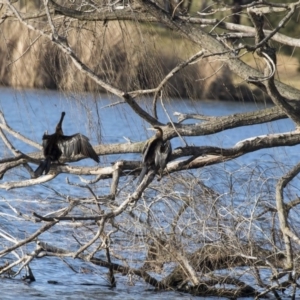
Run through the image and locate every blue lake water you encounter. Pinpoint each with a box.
[0,88,299,299]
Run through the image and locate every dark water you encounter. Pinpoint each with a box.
[0,88,298,299]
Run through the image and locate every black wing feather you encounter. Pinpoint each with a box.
[142,138,162,165]
[58,134,99,163]
[155,140,172,170]
[34,157,51,177]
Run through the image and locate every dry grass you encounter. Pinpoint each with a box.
[0,19,234,100]
[276,54,300,89]
[236,52,300,89]
[0,17,299,101]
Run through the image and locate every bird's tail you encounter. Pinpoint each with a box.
[137,165,148,185]
[34,157,51,177]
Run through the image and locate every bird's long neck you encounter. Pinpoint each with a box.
[155,128,163,140]
[56,112,65,135]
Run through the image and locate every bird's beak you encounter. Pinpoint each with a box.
[147,128,156,131]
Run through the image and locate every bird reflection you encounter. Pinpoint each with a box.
[138,126,172,184]
[34,112,99,177]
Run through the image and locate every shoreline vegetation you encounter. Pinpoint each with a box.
[0,16,277,102]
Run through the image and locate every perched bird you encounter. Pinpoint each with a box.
[34,112,99,177]
[137,126,172,184]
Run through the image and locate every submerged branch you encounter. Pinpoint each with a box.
[276,161,300,269]
[38,240,166,288]
[0,203,75,257]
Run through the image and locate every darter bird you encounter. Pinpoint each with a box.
[137,126,172,184]
[34,112,99,177]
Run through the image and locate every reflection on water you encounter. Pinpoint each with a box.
[0,88,299,299]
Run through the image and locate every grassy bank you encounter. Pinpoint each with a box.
[1,16,295,102]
